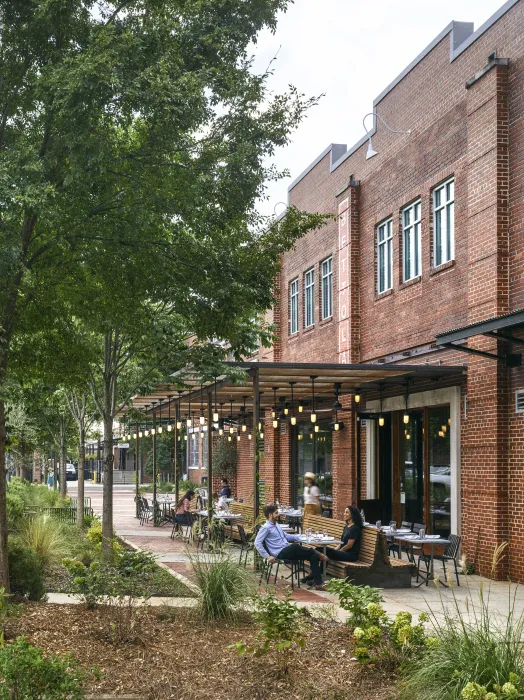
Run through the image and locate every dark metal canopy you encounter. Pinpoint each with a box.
[125,361,466,416]
[436,309,524,367]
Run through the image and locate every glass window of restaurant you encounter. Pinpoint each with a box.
[294,421,332,513]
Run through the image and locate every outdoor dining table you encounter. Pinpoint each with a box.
[394,535,450,587]
[298,535,342,576]
[278,509,303,533]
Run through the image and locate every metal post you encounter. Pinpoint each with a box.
[135,423,140,518]
[173,404,178,490]
[175,401,180,510]
[253,369,260,520]
[207,392,213,524]
[153,412,158,526]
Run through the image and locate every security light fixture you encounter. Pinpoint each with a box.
[363,112,412,161]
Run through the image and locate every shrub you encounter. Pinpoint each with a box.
[0,636,85,699]
[6,493,24,529]
[8,543,46,601]
[401,544,524,700]
[188,550,254,622]
[18,517,70,570]
[326,579,384,626]
[232,591,307,673]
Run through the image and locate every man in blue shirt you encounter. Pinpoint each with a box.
[254,504,328,590]
[220,478,231,498]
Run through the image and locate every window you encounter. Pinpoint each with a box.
[289,278,299,335]
[188,431,199,468]
[202,429,208,468]
[402,200,422,281]
[377,218,393,293]
[321,257,332,319]
[433,178,454,266]
[304,268,315,328]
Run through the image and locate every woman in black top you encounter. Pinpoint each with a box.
[326,505,363,563]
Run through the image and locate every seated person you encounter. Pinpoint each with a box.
[220,478,231,498]
[326,505,363,563]
[255,504,328,591]
[175,490,195,526]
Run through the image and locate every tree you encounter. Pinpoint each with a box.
[65,391,98,526]
[0,0,328,580]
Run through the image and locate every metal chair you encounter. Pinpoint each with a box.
[417,534,462,586]
[258,542,304,590]
[140,498,152,526]
[236,524,252,567]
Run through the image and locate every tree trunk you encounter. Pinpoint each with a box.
[0,399,9,590]
[102,396,114,556]
[59,421,67,499]
[53,451,57,490]
[77,426,85,527]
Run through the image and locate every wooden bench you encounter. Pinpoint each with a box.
[302,514,414,588]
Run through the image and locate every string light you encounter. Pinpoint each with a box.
[310,376,317,423]
[213,378,219,422]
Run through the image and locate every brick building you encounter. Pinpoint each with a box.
[232,0,524,581]
[129,0,524,582]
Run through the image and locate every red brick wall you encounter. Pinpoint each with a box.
[247,2,524,581]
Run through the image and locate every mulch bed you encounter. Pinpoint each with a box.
[6,604,399,700]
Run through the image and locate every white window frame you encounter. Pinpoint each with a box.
[402,199,422,282]
[304,268,315,328]
[289,278,299,335]
[376,218,393,294]
[321,257,333,320]
[188,430,199,469]
[433,177,455,267]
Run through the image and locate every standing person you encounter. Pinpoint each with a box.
[303,472,321,516]
[220,478,231,498]
[47,472,54,490]
[255,504,328,591]
[175,489,195,526]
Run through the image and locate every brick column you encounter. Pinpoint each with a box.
[462,59,510,577]
[337,180,360,364]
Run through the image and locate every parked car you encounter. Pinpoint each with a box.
[65,463,77,481]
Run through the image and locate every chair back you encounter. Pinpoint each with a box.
[321,510,331,518]
[237,524,249,546]
[143,498,150,509]
[445,534,461,559]
[413,522,426,535]
[401,521,412,531]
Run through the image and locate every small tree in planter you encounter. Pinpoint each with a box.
[212,439,237,482]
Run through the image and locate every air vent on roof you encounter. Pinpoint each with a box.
[516,390,524,414]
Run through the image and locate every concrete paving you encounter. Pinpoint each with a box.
[67,481,524,623]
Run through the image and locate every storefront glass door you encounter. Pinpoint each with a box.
[400,410,424,525]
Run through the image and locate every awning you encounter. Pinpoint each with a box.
[435,309,524,367]
[125,361,466,416]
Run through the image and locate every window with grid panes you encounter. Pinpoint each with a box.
[188,431,199,468]
[304,268,314,328]
[402,200,421,282]
[433,178,454,266]
[289,278,299,334]
[321,257,332,320]
[377,218,393,293]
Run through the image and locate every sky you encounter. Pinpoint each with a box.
[251,0,505,216]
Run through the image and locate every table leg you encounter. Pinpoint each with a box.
[322,545,327,577]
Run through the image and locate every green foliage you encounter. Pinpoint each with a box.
[0,587,18,647]
[212,438,238,480]
[460,676,524,700]
[232,590,306,667]
[6,493,24,529]
[188,550,254,622]
[8,543,46,601]
[326,579,384,627]
[0,637,85,699]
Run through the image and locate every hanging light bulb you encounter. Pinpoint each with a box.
[406,433,411,440]
[310,376,317,423]
[213,411,219,423]
[272,387,279,425]
[378,416,385,427]
[309,433,313,439]
[133,433,137,440]
[315,424,319,433]
[298,433,303,441]
[403,413,409,425]
[291,416,297,426]
[213,377,219,422]
[248,433,252,440]
[271,408,276,419]
[219,427,224,436]
[354,391,361,403]
[145,430,150,437]
[258,421,262,431]
[442,425,447,432]
[184,434,187,441]
[176,419,182,430]
[284,406,289,416]
[439,430,444,437]
[139,431,143,438]
[158,426,163,434]
[199,415,205,426]
[273,419,278,429]
[448,417,451,426]
[237,434,240,442]
[151,428,156,435]
[186,415,192,428]
[378,384,385,428]
[334,422,340,431]
[260,430,264,439]
[298,401,304,413]
[289,382,297,427]
[228,435,232,442]
[242,424,247,432]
